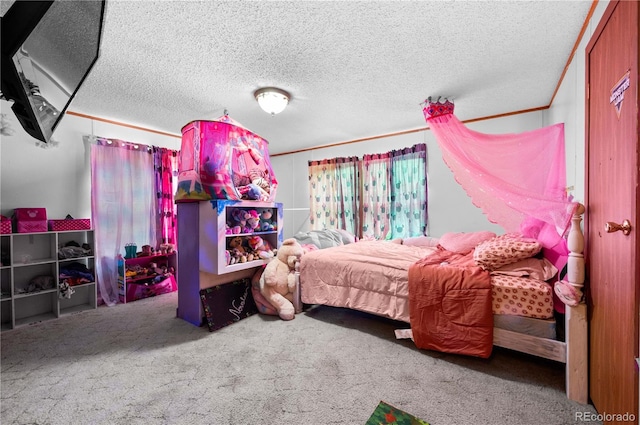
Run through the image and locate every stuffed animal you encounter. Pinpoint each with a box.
[246,210,261,232]
[259,238,304,320]
[228,236,247,263]
[238,183,267,201]
[59,281,75,299]
[248,235,275,259]
[258,208,276,231]
[230,209,252,234]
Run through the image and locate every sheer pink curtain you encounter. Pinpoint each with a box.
[91,139,157,306]
[423,102,577,249]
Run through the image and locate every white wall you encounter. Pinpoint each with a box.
[0,100,181,221]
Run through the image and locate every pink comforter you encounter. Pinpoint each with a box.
[409,249,493,358]
[299,241,436,321]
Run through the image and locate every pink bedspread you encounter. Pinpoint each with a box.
[408,249,493,358]
[299,241,437,321]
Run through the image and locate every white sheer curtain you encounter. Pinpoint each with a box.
[91,138,157,306]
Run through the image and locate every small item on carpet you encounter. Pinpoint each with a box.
[199,278,258,331]
[394,328,413,340]
[365,401,430,425]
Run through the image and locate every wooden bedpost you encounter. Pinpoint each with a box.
[565,203,588,404]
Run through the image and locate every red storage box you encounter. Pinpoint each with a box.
[48,218,91,231]
[13,208,47,233]
[0,215,11,234]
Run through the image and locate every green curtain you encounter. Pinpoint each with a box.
[389,144,428,238]
[308,144,427,240]
[360,153,391,240]
[308,157,359,235]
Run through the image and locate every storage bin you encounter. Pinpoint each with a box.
[48,218,91,231]
[125,275,177,303]
[13,208,47,233]
[0,215,11,234]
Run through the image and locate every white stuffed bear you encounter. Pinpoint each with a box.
[259,238,304,320]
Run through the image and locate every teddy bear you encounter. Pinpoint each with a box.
[259,238,304,320]
[228,236,248,263]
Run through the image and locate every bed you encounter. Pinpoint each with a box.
[297,204,587,404]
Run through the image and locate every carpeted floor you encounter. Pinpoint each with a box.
[1,291,601,425]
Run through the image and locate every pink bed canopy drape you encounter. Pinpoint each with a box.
[423,99,578,251]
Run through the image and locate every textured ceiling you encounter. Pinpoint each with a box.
[3,1,594,154]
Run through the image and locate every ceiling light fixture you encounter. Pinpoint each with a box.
[254,87,290,115]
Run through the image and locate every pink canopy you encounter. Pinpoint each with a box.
[423,101,577,249]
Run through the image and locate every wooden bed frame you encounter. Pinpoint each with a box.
[294,203,588,404]
[492,203,587,404]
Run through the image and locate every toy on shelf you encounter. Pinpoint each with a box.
[158,243,175,254]
[124,243,137,259]
[226,207,263,235]
[248,235,275,259]
[137,245,154,257]
[227,236,248,264]
[246,210,260,232]
[258,208,276,231]
[118,251,178,303]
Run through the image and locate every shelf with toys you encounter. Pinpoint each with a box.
[176,200,283,326]
[204,200,282,275]
[117,249,177,304]
[223,203,279,272]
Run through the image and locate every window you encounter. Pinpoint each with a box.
[308,144,427,239]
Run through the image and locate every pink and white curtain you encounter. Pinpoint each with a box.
[91,139,157,306]
[154,147,179,248]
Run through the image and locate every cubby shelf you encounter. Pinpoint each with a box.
[0,229,96,331]
[176,200,283,326]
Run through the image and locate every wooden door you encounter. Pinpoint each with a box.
[586,1,639,423]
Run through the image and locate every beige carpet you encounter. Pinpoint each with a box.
[1,291,601,425]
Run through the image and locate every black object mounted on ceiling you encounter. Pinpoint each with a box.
[1,0,106,143]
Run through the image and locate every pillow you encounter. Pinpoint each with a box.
[292,229,344,249]
[335,229,356,245]
[438,231,496,254]
[402,236,440,248]
[473,233,542,271]
[491,257,558,281]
